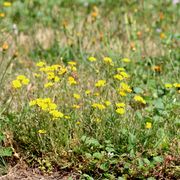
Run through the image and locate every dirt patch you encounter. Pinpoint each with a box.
[0,162,78,180]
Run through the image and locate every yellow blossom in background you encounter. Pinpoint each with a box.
[29,100,37,106]
[68,76,77,85]
[85,90,91,95]
[165,83,173,88]
[38,129,46,134]
[173,83,180,88]
[160,33,166,39]
[120,71,129,78]
[120,82,132,93]
[44,82,54,88]
[34,73,41,78]
[72,104,80,109]
[92,103,106,110]
[103,57,114,66]
[65,115,70,119]
[58,67,67,75]
[0,13,5,17]
[114,74,123,81]
[16,75,29,85]
[116,103,125,108]
[2,42,8,51]
[50,110,64,119]
[12,80,22,89]
[104,101,111,106]
[76,121,81,125]
[117,67,125,72]
[119,91,127,96]
[95,80,106,87]
[94,92,100,96]
[88,56,96,62]
[121,58,131,63]
[3,2,12,7]
[68,61,77,66]
[73,93,81,99]
[145,122,152,129]
[116,108,125,115]
[134,95,146,104]
[36,61,46,67]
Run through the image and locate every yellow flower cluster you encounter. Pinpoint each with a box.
[88,56,96,62]
[114,68,130,81]
[119,82,132,96]
[103,57,114,66]
[134,95,146,104]
[12,75,29,89]
[165,83,180,89]
[95,80,106,87]
[29,98,64,119]
[115,102,125,115]
[92,103,106,110]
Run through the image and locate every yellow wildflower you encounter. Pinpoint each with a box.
[104,101,111,106]
[165,83,172,88]
[49,110,64,119]
[29,100,37,106]
[58,67,67,75]
[95,80,106,87]
[145,122,152,129]
[68,76,77,85]
[36,61,46,67]
[116,103,125,108]
[3,2,12,7]
[114,74,123,81]
[68,61,77,66]
[120,82,132,93]
[134,95,146,104]
[117,67,125,72]
[73,93,81,99]
[88,56,96,62]
[38,129,46,134]
[2,42,8,51]
[173,83,180,88]
[121,58,131,63]
[103,57,114,66]
[160,33,166,39]
[92,103,106,110]
[119,91,127,96]
[65,115,70,119]
[85,90,91,95]
[120,71,129,78]
[72,104,80,109]
[116,108,125,115]
[0,13,5,17]
[12,80,22,89]
[44,82,54,88]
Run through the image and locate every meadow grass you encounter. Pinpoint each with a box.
[0,0,180,179]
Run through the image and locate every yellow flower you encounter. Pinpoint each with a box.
[173,83,180,88]
[145,122,152,129]
[29,100,37,106]
[49,110,64,119]
[38,129,46,134]
[114,74,123,81]
[134,95,146,104]
[121,58,131,63]
[16,75,29,85]
[104,101,111,106]
[95,80,106,87]
[120,82,132,93]
[116,103,125,108]
[88,56,96,62]
[165,83,172,88]
[85,90,91,95]
[58,67,67,75]
[119,91,127,96]
[92,103,106,110]
[0,13,5,17]
[76,121,81,125]
[120,71,129,78]
[94,92,100,96]
[54,76,60,82]
[68,76,77,85]
[116,108,125,115]
[3,2,12,7]
[2,42,8,51]
[12,80,22,89]
[68,61,77,66]
[73,93,81,99]
[72,104,80,109]
[44,82,54,88]
[36,61,46,67]
[117,67,125,72]
[103,57,114,66]
[160,33,166,39]
[65,115,71,119]
[34,73,41,78]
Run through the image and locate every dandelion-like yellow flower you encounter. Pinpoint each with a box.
[3,2,12,7]
[116,103,125,108]
[103,57,114,66]
[36,61,46,67]
[12,80,22,89]
[0,13,5,17]
[72,104,80,109]
[173,83,180,88]
[88,56,96,62]
[165,83,173,88]
[95,80,106,87]
[44,82,54,88]
[85,90,91,95]
[116,108,125,115]
[92,103,106,110]
[134,95,146,104]
[49,110,64,119]
[68,76,77,85]
[114,74,123,81]
[68,61,77,66]
[121,58,131,63]
[38,129,46,134]
[73,93,81,99]
[104,101,111,106]
[145,122,152,129]
[120,82,132,93]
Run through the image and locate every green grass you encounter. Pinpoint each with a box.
[0,0,180,179]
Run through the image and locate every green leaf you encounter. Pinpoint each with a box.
[99,162,109,171]
[93,152,103,160]
[153,99,164,109]
[153,156,163,163]
[134,87,143,94]
[0,147,12,157]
